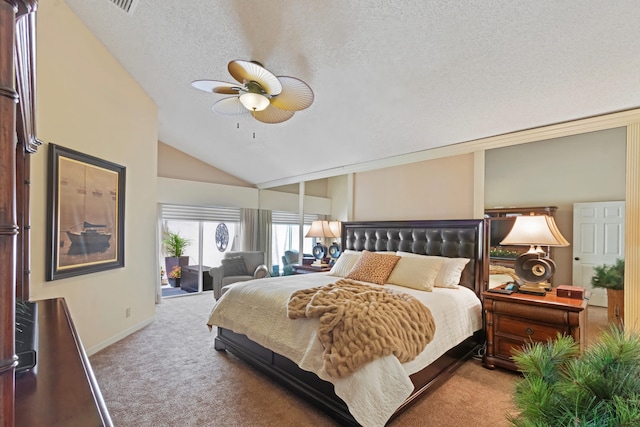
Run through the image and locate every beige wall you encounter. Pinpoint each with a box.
[485,127,627,285]
[353,153,476,220]
[32,0,158,354]
[328,175,349,221]
[158,142,253,187]
[157,177,259,208]
[270,178,329,197]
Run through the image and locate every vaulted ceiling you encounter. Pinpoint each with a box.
[64,0,640,187]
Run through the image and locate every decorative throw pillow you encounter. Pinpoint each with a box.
[328,250,362,277]
[221,256,249,277]
[345,250,400,285]
[435,257,470,288]
[386,255,444,291]
[396,252,470,288]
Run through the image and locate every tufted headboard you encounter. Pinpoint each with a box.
[341,219,486,297]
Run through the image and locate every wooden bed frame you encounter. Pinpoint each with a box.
[214,219,487,426]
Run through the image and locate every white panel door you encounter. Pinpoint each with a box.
[572,201,625,307]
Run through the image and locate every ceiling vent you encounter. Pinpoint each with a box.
[108,0,139,15]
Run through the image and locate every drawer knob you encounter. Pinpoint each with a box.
[525,327,534,336]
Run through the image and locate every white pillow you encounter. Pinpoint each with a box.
[328,250,362,277]
[436,257,470,288]
[386,255,444,291]
[396,251,470,289]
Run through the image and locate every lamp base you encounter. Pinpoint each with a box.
[518,282,550,296]
[311,259,329,267]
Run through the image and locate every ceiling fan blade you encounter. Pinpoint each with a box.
[191,79,241,94]
[251,105,295,124]
[213,87,241,95]
[270,76,314,112]
[212,97,249,115]
[228,60,282,96]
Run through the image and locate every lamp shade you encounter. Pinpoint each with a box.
[500,215,569,247]
[329,221,342,239]
[305,220,338,238]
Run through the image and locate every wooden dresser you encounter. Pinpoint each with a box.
[482,288,588,372]
[15,298,113,426]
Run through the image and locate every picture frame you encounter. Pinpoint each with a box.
[46,144,126,280]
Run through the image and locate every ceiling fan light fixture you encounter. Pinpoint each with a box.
[239,92,270,111]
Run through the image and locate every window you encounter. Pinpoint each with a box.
[160,204,240,294]
[271,211,320,270]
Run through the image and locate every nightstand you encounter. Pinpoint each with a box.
[291,264,331,274]
[482,287,588,372]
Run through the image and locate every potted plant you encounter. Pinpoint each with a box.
[162,230,191,278]
[167,265,182,287]
[509,326,640,426]
[591,258,624,324]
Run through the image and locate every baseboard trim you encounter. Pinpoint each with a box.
[86,317,154,356]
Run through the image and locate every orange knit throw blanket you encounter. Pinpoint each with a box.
[287,279,436,378]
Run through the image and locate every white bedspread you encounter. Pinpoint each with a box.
[207,273,482,427]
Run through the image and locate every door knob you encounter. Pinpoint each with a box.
[574,257,580,261]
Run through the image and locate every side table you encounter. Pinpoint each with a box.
[291,264,331,274]
[180,265,212,292]
[482,287,588,372]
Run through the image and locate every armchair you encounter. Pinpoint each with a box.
[209,251,270,299]
[281,250,299,276]
[281,250,315,275]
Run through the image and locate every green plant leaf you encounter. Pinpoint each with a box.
[509,325,640,427]
[591,258,624,290]
[162,230,191,257]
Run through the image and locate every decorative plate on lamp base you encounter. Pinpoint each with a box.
[312,243,328,266]
[514,252,555,296]
[328,242,341,266]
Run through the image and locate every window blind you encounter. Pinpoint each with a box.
[160,204,241,222]
[271,210,319,225]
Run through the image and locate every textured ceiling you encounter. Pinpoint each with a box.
[63,0,640,187]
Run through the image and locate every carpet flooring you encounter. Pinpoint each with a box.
[90,291,608,427]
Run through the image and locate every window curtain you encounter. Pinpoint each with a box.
[259,209,272,268]
[240,208,273,268]
[156,206,163,304]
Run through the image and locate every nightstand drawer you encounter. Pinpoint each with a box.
[492,300,570,325]
[494,335,528,360]
[495,315,565,342]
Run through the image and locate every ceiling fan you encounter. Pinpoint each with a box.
[191,60,314,124]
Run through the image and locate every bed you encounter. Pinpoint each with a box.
[207,219,487,426]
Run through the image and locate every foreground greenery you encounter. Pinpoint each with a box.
[591,259,625,290]
[509,326,640,427]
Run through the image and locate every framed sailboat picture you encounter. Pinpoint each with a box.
[46,144,126,280]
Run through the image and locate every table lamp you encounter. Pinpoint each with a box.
[500,214,570,295]
[305,220,339,266]
[328,221,342,264]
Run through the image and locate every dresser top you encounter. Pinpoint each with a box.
[483,287,589,311]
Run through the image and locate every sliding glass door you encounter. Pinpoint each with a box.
[159,204,240,297]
